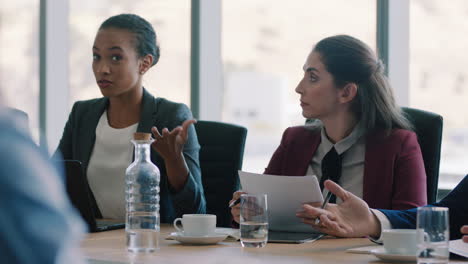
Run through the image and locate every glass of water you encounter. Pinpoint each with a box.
[240,193,268,248]
[417,207,449,264]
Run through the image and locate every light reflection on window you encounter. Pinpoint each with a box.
[222,0,376,172]
[410,0,468,188]
[0,0,39,142]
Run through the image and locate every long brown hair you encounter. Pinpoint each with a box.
[313,35,412,132]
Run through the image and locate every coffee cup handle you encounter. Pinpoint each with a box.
[173,218,183,233]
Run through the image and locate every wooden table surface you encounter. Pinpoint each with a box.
[81,224,467,264]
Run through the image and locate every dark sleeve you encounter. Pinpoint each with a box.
[264,128,290,175]
[379,208,418,230]
[165,104,206,216]
[52,102,79,160]
[391,131,427,209]
[380,175,468,240]
[434,175,468,240]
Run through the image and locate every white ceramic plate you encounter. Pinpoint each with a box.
[170,232,228,245]
[371,248,416,262]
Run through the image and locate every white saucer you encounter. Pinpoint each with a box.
[170,232,228,245]
[371,248,416,262]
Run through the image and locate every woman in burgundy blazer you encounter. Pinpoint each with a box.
[231,35,426,224]
[264,126,426,210]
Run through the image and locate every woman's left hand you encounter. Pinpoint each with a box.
[151,119,196,161]
[150,119,196,191]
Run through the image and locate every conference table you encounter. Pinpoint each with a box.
[81,224,466,264]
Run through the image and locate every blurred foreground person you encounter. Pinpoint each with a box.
[0,106,86,263]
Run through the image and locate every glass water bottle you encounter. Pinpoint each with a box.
[125,132,160,252]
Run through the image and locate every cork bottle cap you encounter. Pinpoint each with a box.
[133,132,152,140]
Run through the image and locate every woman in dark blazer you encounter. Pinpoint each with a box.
[231,35,426,225]
[55,14,205,223]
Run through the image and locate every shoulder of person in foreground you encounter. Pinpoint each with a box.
[436,174,468,209]
[434,174,468,239]
[379,174,468,240]
[0,112,87,264]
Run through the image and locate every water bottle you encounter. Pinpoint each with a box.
[125,132,160,252]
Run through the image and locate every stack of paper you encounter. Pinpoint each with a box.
[239,171,323,233]
[450,239,468,258]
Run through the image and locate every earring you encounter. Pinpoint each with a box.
[140,71,145,74]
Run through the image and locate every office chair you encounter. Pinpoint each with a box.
[194,120,247,227]
[402,107,443,204]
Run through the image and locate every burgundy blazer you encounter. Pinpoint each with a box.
[264,126,427,210]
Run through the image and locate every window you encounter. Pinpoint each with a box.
[69,0,191,106]
[222,0,376,172]
[0,0,39,142]
[410,0,468,189]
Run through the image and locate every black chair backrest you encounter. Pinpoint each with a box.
[195,120,247,227]
[402,107,443,204]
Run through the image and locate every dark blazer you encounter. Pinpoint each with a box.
[55,88,206,223]
[380,175,468,240]
[264,126,427,210]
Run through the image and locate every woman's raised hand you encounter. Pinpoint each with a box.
[151,119,196,160]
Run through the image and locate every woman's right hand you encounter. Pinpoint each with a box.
[230,191,246,224]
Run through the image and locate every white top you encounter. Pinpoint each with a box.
[87,112,138,220]
[306,123,366,203]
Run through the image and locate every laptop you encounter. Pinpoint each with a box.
[63,160,125,232]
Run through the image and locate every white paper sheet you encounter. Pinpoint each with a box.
[449,239,468,258]
[239,171,324,233]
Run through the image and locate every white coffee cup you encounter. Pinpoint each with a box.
[382,229,418,255]
[173,214,216,237]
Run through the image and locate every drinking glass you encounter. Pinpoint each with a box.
[417,207,449,264]
[240,194,268,248]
